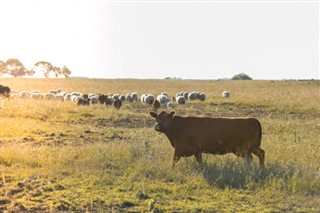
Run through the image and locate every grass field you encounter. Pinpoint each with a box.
[0,78,319,212]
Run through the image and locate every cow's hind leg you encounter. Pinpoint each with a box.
[252,147,265,168]
[244,153,253,165]
[194,153,203,164]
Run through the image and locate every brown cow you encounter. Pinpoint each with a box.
[150,111,265,168]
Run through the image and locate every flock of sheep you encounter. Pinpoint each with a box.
[2,85,231,110]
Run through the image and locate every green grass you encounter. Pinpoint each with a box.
[0,78,319,212]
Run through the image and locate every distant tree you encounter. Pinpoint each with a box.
[33,61,71,78]
[231,73,252,80]
[53,66,61,78]
[33,61,54,78]
[61,65,71,78]
[5,58,32,77]
[0,60,6,75]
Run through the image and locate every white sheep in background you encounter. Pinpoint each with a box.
[19,91,29,98]
[49,89,62,95]
[56,94,65,101]
[44,93,56,100]
[140,94,147,103]
[119,94,126,102]
[161,92,169,97]
[144,94,155,105]
[183,92,189,99]
[131,92,138,102]
[197,92,206,101]
[30,93,42,99]
[157,93,170,105]
[89,95,99,104]
[125,93,133,102]
[188,91,198,101]
[112,94,120,100]
[176,96,186,105]
[64,94,72,101]
[167,101,174,109]
[71,92,82,97]
[222,91,230,98]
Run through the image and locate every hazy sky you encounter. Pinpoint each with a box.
[0,0,318,79]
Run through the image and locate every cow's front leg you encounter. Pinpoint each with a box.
[194,153,203,164]
[172,150,181,168]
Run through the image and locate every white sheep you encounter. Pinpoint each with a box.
[222,91,230,98]
[44,93,56,100]
[64,94,72,101]
[19,91,29,98]
[167,101,174,109]
[125,93,133,102]
[188,92,198,101]
[89,96,99,104]
[144,94,155,105]
[197,92,206,101]
[176,96,186,105]
[131,92,138,102]
[157,94,169,105]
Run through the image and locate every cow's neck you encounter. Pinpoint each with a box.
[162,118,180,147]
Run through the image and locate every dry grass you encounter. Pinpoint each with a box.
[0,78,319,212]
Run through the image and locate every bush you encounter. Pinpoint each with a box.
[231,73,252,80]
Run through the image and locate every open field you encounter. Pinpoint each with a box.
[0,78,319,212]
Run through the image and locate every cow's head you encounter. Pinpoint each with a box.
[150,111,175,132]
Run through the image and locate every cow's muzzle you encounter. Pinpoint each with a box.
[154,125,161,132]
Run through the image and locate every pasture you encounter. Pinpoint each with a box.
[0,78,319,212]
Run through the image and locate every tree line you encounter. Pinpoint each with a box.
[0,58,71,78]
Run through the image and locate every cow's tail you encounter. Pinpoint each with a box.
[256,119,262,146]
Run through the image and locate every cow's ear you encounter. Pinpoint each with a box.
[150,111,157,118]
[169,111,175,118]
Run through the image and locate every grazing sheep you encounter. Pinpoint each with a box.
[105,96,113,106]
[55,94,65,101]
[49,89,62,95]
[119,94,126,102]
[176,96,186,105]
[112,94,120,100]
[125,93,133,102]
[183,92,189,99]
[188,92,198,101]
[89,96,99,104]
[77,97,89,106]
[44,93,56,100]
[113,99,122,109]
[197,92,206,101]
[140,94,147,103]
[157,94,169,105]
[64,94,72,101]
[145,94,155,105]
[19,91,29,98]
[167,101,174,109]
[30,93,42,99]
[131,92,138,102]
[161,92,169,97]
[30,90,41,94]
[222,91,230,98]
